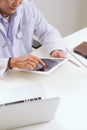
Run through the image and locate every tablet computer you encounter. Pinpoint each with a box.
[22,58,66,75]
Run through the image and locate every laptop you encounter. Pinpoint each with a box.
[0,84,60,130]
[21,58,67,75]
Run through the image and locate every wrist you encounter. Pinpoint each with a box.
[8,57,16,69]
[8,57,12,69]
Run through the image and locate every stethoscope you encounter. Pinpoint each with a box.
[16,31,22,38]
[0,20,23,47]
[16,20,23,39]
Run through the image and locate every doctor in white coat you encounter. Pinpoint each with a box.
[0,0,65,78]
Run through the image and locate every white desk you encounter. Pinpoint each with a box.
[0,28,87,130]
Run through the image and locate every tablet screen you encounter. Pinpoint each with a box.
[35,58,65,72]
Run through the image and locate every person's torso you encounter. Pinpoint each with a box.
[0,0,34,58]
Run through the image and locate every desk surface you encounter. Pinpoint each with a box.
[0,28,87,130]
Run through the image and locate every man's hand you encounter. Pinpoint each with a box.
[50,50,66,58]
[9,54,45,70]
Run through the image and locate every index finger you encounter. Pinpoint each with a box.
[38,58,46,67]
[29,55,46,68]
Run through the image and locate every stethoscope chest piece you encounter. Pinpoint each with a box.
[16,31,22,38]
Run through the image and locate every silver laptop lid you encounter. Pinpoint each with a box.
[0,97,60,130]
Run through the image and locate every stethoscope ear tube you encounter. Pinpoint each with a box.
[16,21,23,39]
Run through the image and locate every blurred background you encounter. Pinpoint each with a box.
[32,0,87,37]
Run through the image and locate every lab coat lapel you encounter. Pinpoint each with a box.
[13,6,23,35]
[0,22,7,36]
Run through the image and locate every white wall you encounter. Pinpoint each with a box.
[33,0,87,37]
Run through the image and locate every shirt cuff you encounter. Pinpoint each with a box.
[0,59,9,78]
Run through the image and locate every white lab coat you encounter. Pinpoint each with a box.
[0,0,65,78]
